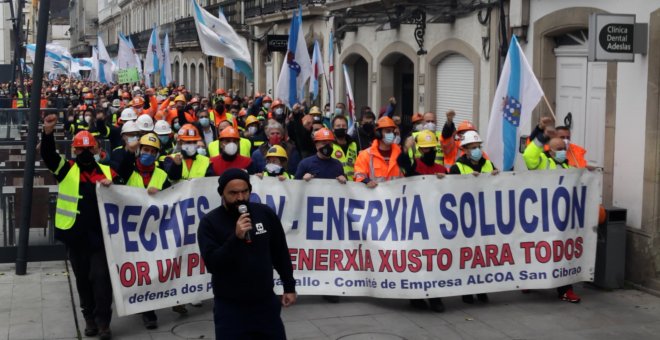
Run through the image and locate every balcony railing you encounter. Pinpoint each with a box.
[245,0,326,18]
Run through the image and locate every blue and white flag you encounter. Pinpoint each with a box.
[310,39,324,101]
[161,33,172,86]
[191,0,253,80]
[276,7,312,107]
[144,25,163,87]
[484,35,544,171]
[118,33,140,70]
[96,35,114,84]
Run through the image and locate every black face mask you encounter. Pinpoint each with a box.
[421,149,437,166]
[319,144,333,157]
[334,128,347,139]
[215,105,225,114]
[76,149,95,167]
[362,122,374,133]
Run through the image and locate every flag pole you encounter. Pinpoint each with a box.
[542,95,557,121]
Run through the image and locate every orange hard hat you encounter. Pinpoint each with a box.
[313,128,335,142]
[456,120,476,133]
[216,88,227,96]
[272,99,283,108]
[83,93,94,100]
[219,126,240,140]
[121,92,131,99]
[189,97,199,104]
[72,130,97,148]
[238,108,247,117]
[598,205,607,225]
[224,96,232,105]
[177,124,201,141]
[411,113,424,124]
[131,96,145,107]
[262,95,272,103]
[376,116,397,130]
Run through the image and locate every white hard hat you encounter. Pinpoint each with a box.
[460,130,483,146]
[121,120,140,134]
[153,120,172,135]
[120,107,138,121]
[136,114,154,132]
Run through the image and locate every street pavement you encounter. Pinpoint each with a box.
[1,261,660,340]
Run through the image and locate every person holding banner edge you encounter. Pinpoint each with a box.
[41,114,119,340]
[198,168,296,339]
[523,116,581,303]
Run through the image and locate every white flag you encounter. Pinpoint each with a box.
[191,0,253,80]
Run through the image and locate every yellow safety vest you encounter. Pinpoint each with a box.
[126,167,168,189]
[455,160,495,174]
[174,154,210,179]
[263,171,292,179]
[209,110,235,125]
[408,131,444,166]
[332,142,358,181]
[208,138,252,158]
[55,162,112,230]
[16,91,26,108]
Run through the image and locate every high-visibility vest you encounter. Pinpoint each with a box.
[523,141,571,170]
[55,162,112,230]
[455,160,495,174]
[172,154,210,179]
[16,91,26,108]
[208,138,252,158]
[408,131,444,166]
[126,167,168,189]
[263,171,292,179]
[332,142,358,181]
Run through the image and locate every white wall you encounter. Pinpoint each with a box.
[527,0,657,229]
[0,4,10,64]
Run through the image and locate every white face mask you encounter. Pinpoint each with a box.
[423,122,436,131]
[265,163,282,174]
[223,142,238,156]
[248,126,258,135]
[197,147,207,156]
[181,144,197,156]
[84,116,92,124]
[126,136,138,143]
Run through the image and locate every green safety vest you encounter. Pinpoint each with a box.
[173,154,210,179]
[126,167,168,189]
[263,171,292,179]
[208,138,252,158]
[16,91,27,108]
[408,131,444,166]
[455,160,495,174]
[55,162,112,230]
[332,142,358,181]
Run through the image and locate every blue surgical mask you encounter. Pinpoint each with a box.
[554,150,567,163]
[173,122,181,131]
[334,108,343,115]
[470,147,483,161]
[197,147,207,156]
[158,136,170,145]
[382,132,395,145]
[199,117,210,127]
[139,153,156,166]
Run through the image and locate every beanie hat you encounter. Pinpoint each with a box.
[217,168,251,195]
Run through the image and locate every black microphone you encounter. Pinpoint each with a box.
[238,204,252,244]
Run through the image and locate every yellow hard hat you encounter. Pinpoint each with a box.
[139,132,161,149]
[245,115,259,126]
[416,130,438,148]
[266,145,288,159]
[309,106,321,115]
[174,94,186,103]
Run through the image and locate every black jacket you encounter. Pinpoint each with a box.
[197,203,296,301]
[198,202,295,301]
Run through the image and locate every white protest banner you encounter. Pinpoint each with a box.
[98,169,601,316]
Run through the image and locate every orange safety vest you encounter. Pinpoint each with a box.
[354,139,403,183]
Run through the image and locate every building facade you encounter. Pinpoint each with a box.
[69,0,98,56]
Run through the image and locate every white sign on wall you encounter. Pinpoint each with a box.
[588,14,636,62]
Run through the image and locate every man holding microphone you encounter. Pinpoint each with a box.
[198,168,297,339]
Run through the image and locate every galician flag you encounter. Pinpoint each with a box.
[342,64,356,134]
[144,25,163,87]
[484,35,544,171]
[310,39,324,101]
[161,33,172,86]
[276,6,312,108]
